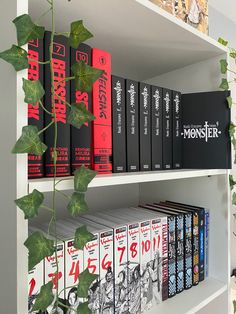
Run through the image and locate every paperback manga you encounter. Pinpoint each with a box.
[162,88,173,169]
[44,31,71,177]
[172,91,182,169]
[70,43,92,173]
[139,83,151,171]
[151,86,163,170]
[205,209,209,278]
[92,48,112,174]
[112,76,127,173]
[28,228,44,313]
[126,80,139,172]
[28,39,44,179]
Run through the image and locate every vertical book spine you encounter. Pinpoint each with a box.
[28,39,44,178]
[205,210,209,278]
[70,43,92,173]
[92,48,112,174]
[44,32,71,177]
[184,213,193,289]
[112,76,126,173]
[172,91,182,169]
[168,216,176,297]
[151,86,163,170]
[199,209,205,282]
[192,212,200,285]
[162,89,173,169]
[126,80,139,172]
[176,215,184,293]
[139,83,151,171]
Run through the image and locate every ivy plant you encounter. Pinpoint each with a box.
[0,0,102,313]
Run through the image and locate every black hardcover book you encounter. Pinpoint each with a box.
[70,43,92,174]
[139,83,151,171]
[163,88,173,169]
[28,39,44,179]
[112,76,126,173]
[182,91,231,169]
[126,79,139,172]
[172,91,182,169]
[44,31,71,177]
[151,86,163,170]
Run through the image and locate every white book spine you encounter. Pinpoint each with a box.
[28,261,44,312]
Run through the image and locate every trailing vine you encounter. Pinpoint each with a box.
[0,1,103,313]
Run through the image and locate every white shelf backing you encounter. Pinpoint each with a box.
[29,0,226,81]
[147,278,227,314]
[28,169,227,193]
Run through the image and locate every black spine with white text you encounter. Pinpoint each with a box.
[172,90,182,169]
[162,88,173,169]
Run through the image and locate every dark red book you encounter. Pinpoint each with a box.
[92,48,112,174]
[70,43,92,174]
[28,39,44,178]
[44,31,71,177]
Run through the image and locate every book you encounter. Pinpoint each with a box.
[181,91,231,169]
[28,39,44,179]
[205,209,209,278]
[112,76,127,173]
[139,83,151,171]
[151,86,163,170]
[44,31,71,177]
[92,48,112,174]
[126,79,139,172]
[162,88,173,169]
[70,43,92,173]
[172,90,182,169]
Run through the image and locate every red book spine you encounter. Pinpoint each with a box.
[92,48,112,174]
[28,39,44,178]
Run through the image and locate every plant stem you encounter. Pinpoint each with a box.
[55,178,69,186]
[55,32,70,36]
[41,205,54,212]
[58,301,77,312]
[39,100,53,116]
[54,91,71,108]
[54,76,75,88]
[28,58,50,65]
[55,188,71,200]
[58,284,77,297]
[35,7,52,25]
[38,120,54,135]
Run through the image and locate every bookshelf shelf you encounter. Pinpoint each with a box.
[0,0,231,313]
[28,169,228,193]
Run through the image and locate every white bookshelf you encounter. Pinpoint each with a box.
[0,0,231,313]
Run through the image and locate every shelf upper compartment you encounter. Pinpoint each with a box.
[28,169,227,193]
[29,0,227,81]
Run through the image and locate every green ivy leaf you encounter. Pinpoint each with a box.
[233,192,236,206]
[12,125,47,156]
[74,166,96,193]
[74,225,94,250]
[219,78,229,90]
[24,231,54,271]
[23,78,45,106]
[32,282,54,312]
[230,52,236,59]
[230,175,236,191]
[68,103,95,129]
[220,59,228,74]
[218,37,228,46]
[13,14,45,46]
[69,20,93,49]
[67,192,89,216]
[0,45,28,71]
[229,123,236,138]
[227,96,233,108]
[77,269,99,298]
[77,302,92,314]
[71,61,104,92]
[15,189,44,219]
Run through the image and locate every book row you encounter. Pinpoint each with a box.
[28,32,231,179]
[28,201,209,314]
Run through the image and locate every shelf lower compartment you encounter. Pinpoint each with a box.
[28,169,227,193]
[147,278,227,314]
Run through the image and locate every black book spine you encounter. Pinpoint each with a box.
[184,213,193,289]
[172,91,182,169]
[28,39,44,178]
[168,216,176,297]
[151,86,163,170]
[176,214,184,293]
[70,43,92,174]
[198,209,205,282]
[163,89,173,169]
[44,31,71,177]
[112,76,127,173]
[126,80,139,172]
[139,83,151,171]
